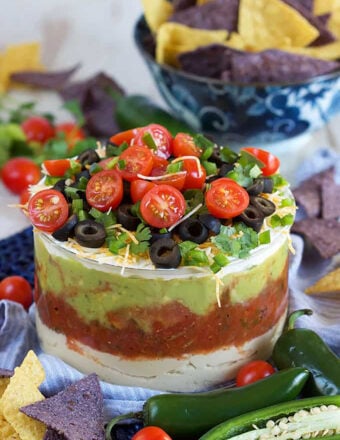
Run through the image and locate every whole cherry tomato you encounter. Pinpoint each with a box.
[1,157,41,194]
[205,178,249,219]
[55,122,85,148]
[130,179,156,204]
[110,128,139,146]
[133,124,173,159]
[118,145,154,182]
[21,116,55,143]
[0,276,33,310]
[28,189,69,232]
[172,132,201,158]
[241,147,280,176]
[140,184,186,229]
[181,158,206,190]
[86,169,123,212]
[236,360,275,387]
[132,426,172,440]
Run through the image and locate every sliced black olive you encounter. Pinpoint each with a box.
[52,214,78,242]
[218,163,234,177]
[74,219,106,248]
[177,218,209,244]
[74,169,91,183]
[122,180,132,204]
[117,204,140,230]
[238,206,264,232]
[150,228,172,244]
[77,148,100,167]
[263,177,274,193]
[53,179,66,196]
[149,238,181,269]
[198,213,221,234]
[246,178,264,196]
[250,196,276,217]
[209,149,224,166]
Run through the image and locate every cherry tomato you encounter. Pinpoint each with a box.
[205,178,249,219]
[130,179,156,204]
[236,360,275,387]
[0,276,33,310]
[28,189,69,232]
[150,156,169,177]
[110,128,139,146]
[86,169,123,212]
[132,426,172,440]
[172,132,201,158]
[181,158,206,190]
[154,172,186,191]
[134,124,173,159]
[43,159,71,177]
[1,157,41,194]
[241,147,280,176]
[20,187,31,206]
[140,184,186,229]
[55,122,85,148]
[118,145,154,182]
[21,116,55,143]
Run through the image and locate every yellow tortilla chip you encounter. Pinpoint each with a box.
[156,22,228,66]
[314,0,340,15]
[238,0,320,50]
[0,378,10,399]
[225,32,248,51]
[305,268,340,295]
[0,42,44,93]
[328,7,340,40]
[1,351,46,440]
[197,0,214,4]
[142,0,174,33]
[0,414,20,439]
[283,40,340,60]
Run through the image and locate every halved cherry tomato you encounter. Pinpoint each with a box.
[140,184,186,228]
[1,157,41,194]
[118,145,154,182]
[130,179,156,204]
[205,177,249,219]
[43,159,71,177]
[21,116,55,144]
[110,128,139,146]
[236,360,275,387]
[181,158,206,190]
[86,169,123,212]
[150,156,169,177]
[98,157,117,170]
[153,172,186,191]
[241,147,280,176]
[132,426,172,440]
[0,275,33,310]
[172,132,201,158]
[133,123,173,159]
[28,189,69,232]
[55,122,85,148]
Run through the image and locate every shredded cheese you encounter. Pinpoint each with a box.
[171,155,203,178]
[137,171,187,181]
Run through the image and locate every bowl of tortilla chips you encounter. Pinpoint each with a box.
[134,0,340,147]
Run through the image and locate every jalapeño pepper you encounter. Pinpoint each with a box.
[272,309,340,396]
[105,367,309,440]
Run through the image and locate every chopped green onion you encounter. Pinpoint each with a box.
[202,160,217,176]
[77,176,89,190]
[117,159,126,170]
[259,229,271,245]
[280,198,294,207]
[64,186,80,200]
[213,253,229,267]
[142,132,157,150]
[89,162,103,174]
[78,209,90,221]
[44,176,61,186]
[210,262,221,273]
[281,213,294,226]
[167,161,183,174]
[72,198,83,214]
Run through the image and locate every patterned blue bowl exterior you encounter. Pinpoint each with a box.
[134,17,340,147]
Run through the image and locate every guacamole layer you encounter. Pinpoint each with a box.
[34,232,289,359]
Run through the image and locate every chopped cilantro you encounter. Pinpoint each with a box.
[219,146,238,163]
[106,141,129,156]
[107,232,129,254]
[130,223,151,255]
[211,223,259,259]
[179,241,209,266]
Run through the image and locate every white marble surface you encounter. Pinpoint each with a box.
[1,0,340,241]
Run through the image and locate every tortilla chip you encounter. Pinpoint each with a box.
[0,42,44,92]
[0,378,10,399]
[169,0,240,32]
[314,0,340,15]
[173,0,197,11]
[229,49,340,83]
[328,7,340,39]
[156,22,228,66]
[305,267,340,295]
[285,40,340,60]
[1,351,46,440]
[225,32,248,50]
[321,173,340,220]
[142,0,174,33]
[238,0,320,50]
[0,414,20,439]
[21,374,104,440]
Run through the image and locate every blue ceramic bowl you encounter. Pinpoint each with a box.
[134,16,340,147]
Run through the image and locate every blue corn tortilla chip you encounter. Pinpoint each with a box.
[20,373,105,440]
[282,0,336,46]
[178,44,238,79]
[173,0,196,12]
[0,368,13,378]
[44,429,67,440]
[169,0,240,32]
[230,49,340,83]
[10,65,80,90]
